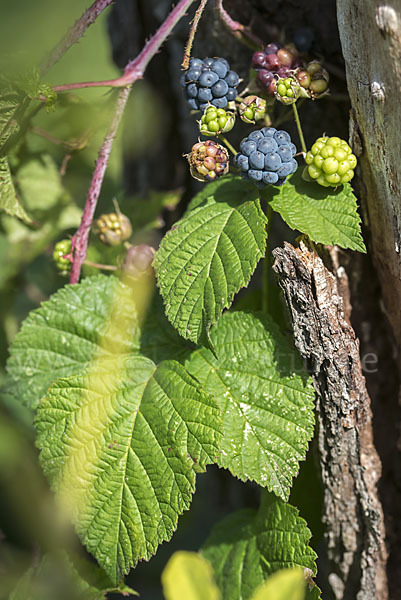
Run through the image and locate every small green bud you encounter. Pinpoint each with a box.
[238,95,267,124]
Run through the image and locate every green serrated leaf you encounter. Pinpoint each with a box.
[186,311,315,500]
[162,551,221,600]
[202,493,319,600]
[154,176,268,344]
[6,275,192,410]
[263,170,366,252]
[0,86,22,150]
[251,568,306,600]
[0,156,31,222]
[35,357,222,583]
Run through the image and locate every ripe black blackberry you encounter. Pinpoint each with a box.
[180,57,239,111]
[234,127,298,188]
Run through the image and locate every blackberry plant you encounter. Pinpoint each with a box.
[1,1,379,600]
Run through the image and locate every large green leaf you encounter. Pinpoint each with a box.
[263,170,366,252]
[154,176,268,344]
[186,311,315,500]
[0,156,31,222]
[35,357,222,583]
[162,551,220,600]
[202,493,319,600]
[6,275,191,409]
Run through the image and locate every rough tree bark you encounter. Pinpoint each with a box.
[337,1,401,347]
[336,2,401,597]
[273,243,388,600]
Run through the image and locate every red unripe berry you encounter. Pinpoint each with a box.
[265,54,280,69]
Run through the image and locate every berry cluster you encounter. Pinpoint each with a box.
[252,43,301,95]
[186,140,229,182]
[305,136,357,187]
[53,239,72,276]
[181,57,239,111]
[234,127,298,188]
[199,106,235,136]
[93,212,132,246]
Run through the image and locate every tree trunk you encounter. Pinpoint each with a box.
[337,2,401,598]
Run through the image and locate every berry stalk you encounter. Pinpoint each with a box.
[218,134,237,155]
[292,103,307,154]
[182,0,209,70]
[263,203,273,314]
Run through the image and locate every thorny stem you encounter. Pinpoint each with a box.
[215,0,263,50]
[69,0,197,284]
[218,134,237,155]
[292,102,307,154]
[182,0,209,70]
[40,0,114,76]
[262,203,273,314]
[69,87,130,284]
[51,0,196,96]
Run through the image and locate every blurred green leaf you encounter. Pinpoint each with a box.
[16,153,65,213]
[162,552,220,600]
[251,568,306,600]
[0,157,31,222]
[9,551,138,600]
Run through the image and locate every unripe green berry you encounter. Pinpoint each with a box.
[199,105,235,136]
[322,157,339,174]
[274,76,300,105]
[320,145,334,158]
[305,136,357,187]
[313,155,324,169]
[53,239,72,276]
[238,95,267,124]
[310,79,328,94]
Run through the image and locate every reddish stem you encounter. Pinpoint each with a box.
[69,87,130,284]
[69,0,196,284]
[40,0,114,75]
[215,0,263,49]
[51,0,196,93]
